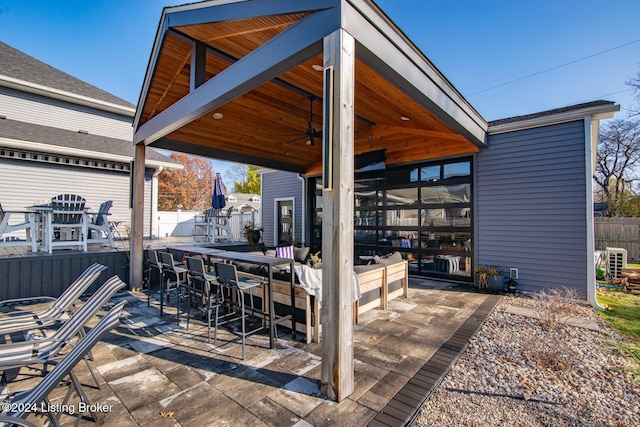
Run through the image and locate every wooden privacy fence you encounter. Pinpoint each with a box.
[595,217,640,261]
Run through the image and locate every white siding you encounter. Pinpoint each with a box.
[0,158,154,238]
[477,120,588,295]
[0,87,133,140]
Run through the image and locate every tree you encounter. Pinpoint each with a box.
[595,119,640,216]
[231,165,261,194]
[158,153,217,211]
[627,71,640,116]
[594,68,640,217]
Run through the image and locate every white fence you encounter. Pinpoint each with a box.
[156,210,259,242]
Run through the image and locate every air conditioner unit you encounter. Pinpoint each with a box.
[606,247,627,279]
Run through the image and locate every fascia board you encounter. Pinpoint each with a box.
[134,10,169,129]
[0,75,135,117]
[0,136,182,170]
[166,0,339,28]
[135,7,338,145]
[488,104,621,135]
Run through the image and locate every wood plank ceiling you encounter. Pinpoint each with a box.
[138,12,479,175]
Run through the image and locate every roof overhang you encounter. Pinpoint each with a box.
[134,0,487,175]
[488,101,620,135]
[0,136,181,170]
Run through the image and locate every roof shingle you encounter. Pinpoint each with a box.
[0,41,135,109]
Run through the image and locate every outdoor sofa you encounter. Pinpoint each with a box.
[227,247,408,343]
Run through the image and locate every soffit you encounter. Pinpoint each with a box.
[137,9,480,174]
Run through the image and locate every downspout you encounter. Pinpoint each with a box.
[297,173,307,244]
[151,166,163,239]
[584,116,605,310]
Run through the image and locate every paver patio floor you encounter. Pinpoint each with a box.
[3,278,498,426]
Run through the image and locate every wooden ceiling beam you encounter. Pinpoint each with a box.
[135,8,339,145]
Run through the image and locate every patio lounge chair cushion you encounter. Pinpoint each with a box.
[0,263,107,335]
[3,301,126,425]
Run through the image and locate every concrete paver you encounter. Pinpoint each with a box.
[4,277,499,426]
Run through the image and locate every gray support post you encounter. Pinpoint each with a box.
[320,29,355,402]
[130,143,146,290]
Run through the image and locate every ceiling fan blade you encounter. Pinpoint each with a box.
[285,135,307,144]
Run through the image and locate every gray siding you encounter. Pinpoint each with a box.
[261,171,303,247]
[0,87,133,140]
[477,120,588,294]
[0,159,154,238]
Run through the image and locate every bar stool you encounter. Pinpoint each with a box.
[185,256,219,331]
[158,251,188,321]
[213,262,265,359]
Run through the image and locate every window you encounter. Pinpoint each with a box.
[309,157,473,281]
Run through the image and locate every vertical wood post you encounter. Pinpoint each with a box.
[130,143,146,290]
[320,29,355,402]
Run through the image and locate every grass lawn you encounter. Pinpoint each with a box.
[596,288,640,342]
[596,288,640,369]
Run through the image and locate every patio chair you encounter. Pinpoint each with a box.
[185,256,219,331]
[47,194,87,253]
[210,206,233,242]
[1,300,126,427]
[0,203,38,253]
[213,262,265,359]
[0,263,107,335]
[158,252,188,320]
[0,276,126,387]
[87,200,116,248]
[192,209,213,241]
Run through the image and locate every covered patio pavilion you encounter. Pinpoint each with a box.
[131,0,487,401]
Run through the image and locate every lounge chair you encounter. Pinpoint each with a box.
[1,300,126,426]
[0,263,107,335]
[0,276,126,386]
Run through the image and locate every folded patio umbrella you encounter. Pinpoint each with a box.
[211,173,226,211]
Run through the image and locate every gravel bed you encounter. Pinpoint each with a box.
[414,295,640,426]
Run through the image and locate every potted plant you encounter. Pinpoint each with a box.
[309,251,322,268]
[243,221,262,246]
[476,265,505,291]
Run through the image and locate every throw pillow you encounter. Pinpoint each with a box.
[293,246,310,263]
[276,245,295,259]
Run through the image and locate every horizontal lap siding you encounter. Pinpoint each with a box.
[0,88,133,140]
[478,120,587,294]
[261,171,302,247]
[0,160,154,237]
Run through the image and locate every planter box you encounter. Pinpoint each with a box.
[487,276,505,292]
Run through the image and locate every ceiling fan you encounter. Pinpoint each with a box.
[285,96,322,146]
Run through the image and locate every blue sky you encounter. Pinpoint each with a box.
[1,0,639,178]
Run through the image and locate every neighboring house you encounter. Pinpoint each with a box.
[0,41,180,238]
[594,202,608,217]
[226,193,261,213]
[259,171,304,247]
